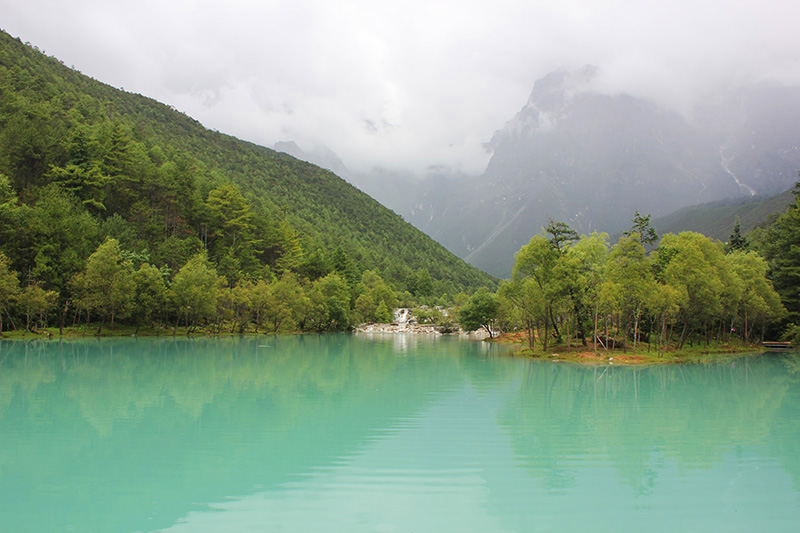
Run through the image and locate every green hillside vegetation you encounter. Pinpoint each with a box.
[0,30,494,335]
[652,189,794,242]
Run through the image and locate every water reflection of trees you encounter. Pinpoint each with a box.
[0,336,481,532]
[499,355,799,496]
[3,338,798,531]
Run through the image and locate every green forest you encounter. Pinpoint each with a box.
[0,30,496,335]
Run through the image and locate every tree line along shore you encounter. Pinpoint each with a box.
[1,30,799,361]
[2,199,798,369]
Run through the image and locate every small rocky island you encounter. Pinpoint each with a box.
[355,307,490,338]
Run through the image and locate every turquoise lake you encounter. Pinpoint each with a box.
[1,334,800,532]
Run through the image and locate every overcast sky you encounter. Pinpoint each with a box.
[4,0,800,176]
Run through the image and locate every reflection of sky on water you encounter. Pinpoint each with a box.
[163,365,800,532]
[163,385,521,533]
[1,338,800,532]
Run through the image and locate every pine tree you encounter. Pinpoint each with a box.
[726,216,749,253]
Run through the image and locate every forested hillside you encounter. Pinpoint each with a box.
[652,189,795,241]
[0,30,495,333]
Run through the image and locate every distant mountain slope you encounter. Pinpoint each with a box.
[652,188,795,241]
[403,66,800,276]
[0,29,494,292]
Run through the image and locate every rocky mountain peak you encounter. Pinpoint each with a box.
[526,64,599,111]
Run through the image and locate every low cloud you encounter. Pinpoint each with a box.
[4,0,800,176]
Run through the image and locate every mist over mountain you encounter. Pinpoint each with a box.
[269,66,800,278]
[273,141,350,180]
[398,67,800,276]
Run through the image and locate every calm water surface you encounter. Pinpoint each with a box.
[1,335,800,532]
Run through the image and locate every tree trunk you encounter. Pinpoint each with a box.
[60,300,69,336]
[744,312,749,344]
[543,312,549,352]
[5,307,17,333]
[571,298,587,346]
[548,305,560,341]
[526,317,535,349]
[678,322,689,349]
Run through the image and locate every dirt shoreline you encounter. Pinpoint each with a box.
[494,332,766,365]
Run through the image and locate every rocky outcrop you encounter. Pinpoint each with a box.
[355,322,449,335]
[354,307,492,339]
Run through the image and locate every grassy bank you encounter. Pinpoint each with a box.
[0,324,280,339]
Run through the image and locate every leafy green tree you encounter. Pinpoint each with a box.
[410,268,434,298]
[152,235,203,274]
[647,282,686,355]
[99,122,155,215]
[374,300,392,324]
[264,273,309,333]
[511,234,561,349]
[0,172,19,216]
[300,245,332,280]
[0,100,65,190]
[78,238,135,333]
[204,182,255,248]
[171,252,226,332]
[307,273,351,331]
[606,233,655,353]
[275,220,305,274]
[354,270,397,323]
[0,252,20,334]
[9,184,99,295]
[18,283,57,333]
[132,262,167,332]
[249,278,271,332]
[727,251,785,342]
[655,232,730,347]
[567,232,610,351]
[498,277,547,349]
[458,287,499,338]
[47,127,110,212]
[320,246,354,290]
[229,279,254,333]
